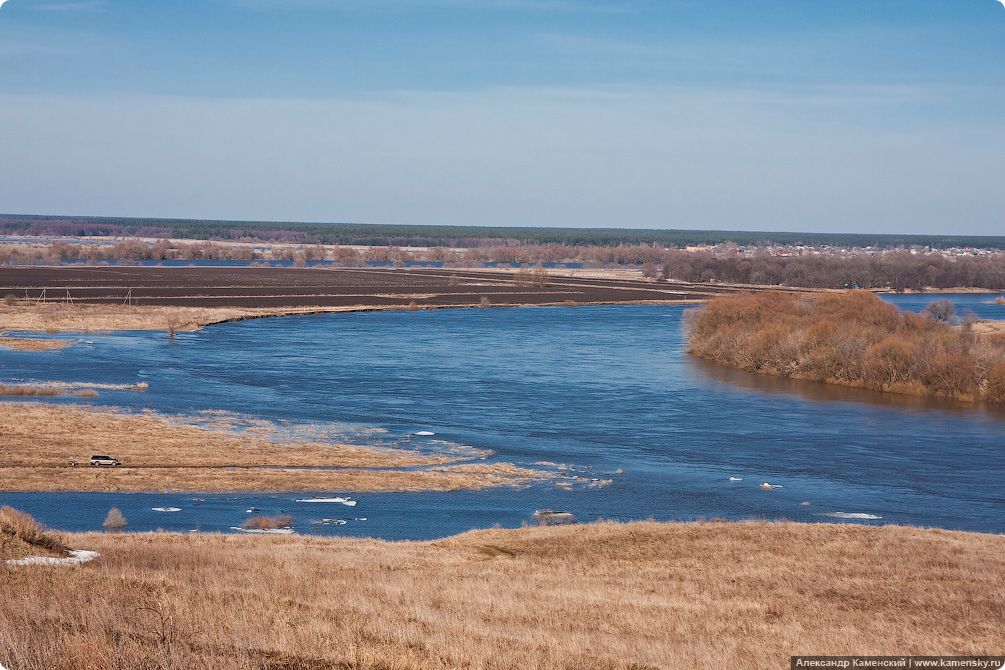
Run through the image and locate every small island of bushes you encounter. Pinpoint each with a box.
[685,290,1005,403]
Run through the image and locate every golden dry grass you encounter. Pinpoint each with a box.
[0,303,398,333]
[1,519,1003,669]
[0,402,546,492]
[0,506,69,560]
[0,336,73,351]
[972,319,1005,336]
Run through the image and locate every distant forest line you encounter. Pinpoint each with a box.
[2,214,1004,250]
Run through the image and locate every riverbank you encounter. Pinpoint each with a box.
[2,518,1002,669]
[0,402,547,493]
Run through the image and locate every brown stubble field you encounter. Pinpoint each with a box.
[0,402,546,492]
[1,517,1003,670]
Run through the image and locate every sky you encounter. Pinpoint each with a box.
[0,0,1002,235]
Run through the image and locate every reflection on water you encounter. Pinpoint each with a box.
[688,357,1005,418]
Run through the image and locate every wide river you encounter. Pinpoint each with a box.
[2,293,1003,539]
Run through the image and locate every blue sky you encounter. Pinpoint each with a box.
[0,0,1002,234]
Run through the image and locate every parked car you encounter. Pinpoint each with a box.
[90,455,121,466]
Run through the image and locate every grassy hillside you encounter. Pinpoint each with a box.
[2,513,1003,669]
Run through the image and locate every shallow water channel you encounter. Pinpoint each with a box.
[2,294,1004,539]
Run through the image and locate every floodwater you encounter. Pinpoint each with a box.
[1,294,1003,539]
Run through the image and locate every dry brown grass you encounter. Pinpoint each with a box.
[972,319,1005,336]
[0,402,547,492]
[1,519,1003,669]
[0,506,69,559]
[0,303,398,333]
[0,384,100,398]
[0,336,73,351]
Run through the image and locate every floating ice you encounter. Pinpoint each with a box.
[152,507,181,512]
[296,497,356,506]
[415,431,436,436]
[818,512,882,520]
[729,477,742,481]
[759,483,782,490]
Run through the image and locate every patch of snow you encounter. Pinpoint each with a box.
[6,549,100,566]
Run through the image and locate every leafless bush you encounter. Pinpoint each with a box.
[686,290,1005,402]
[103,507,127,531]
[242,514,294,530]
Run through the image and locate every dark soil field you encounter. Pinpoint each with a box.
[0,266,753,310]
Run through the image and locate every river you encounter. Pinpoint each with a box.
[2,293,1003,539]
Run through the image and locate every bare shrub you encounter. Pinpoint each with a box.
[686,290,1004,402]
[103,507,127,531]
[863,337,916,387]
[922,299,955,323]
[3,293,18,306]
[479,296,490,308]
[985,362,1005,403]
[923,352,977,398]
[242,514,294,530]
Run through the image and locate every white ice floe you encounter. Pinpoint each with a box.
[759,483,783,490]
[152,507,181,512]
[296,497,356,506]
[229,527,295,534]
[414,431,435,436]
[6,550,100,566]
[729,477,742,481]
[818,512,883,520]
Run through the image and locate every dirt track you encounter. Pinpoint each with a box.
[0,266,751,310]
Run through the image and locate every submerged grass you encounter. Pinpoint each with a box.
[0,336,73,351]
[0,402,546,492]
[0,517,1002,669]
